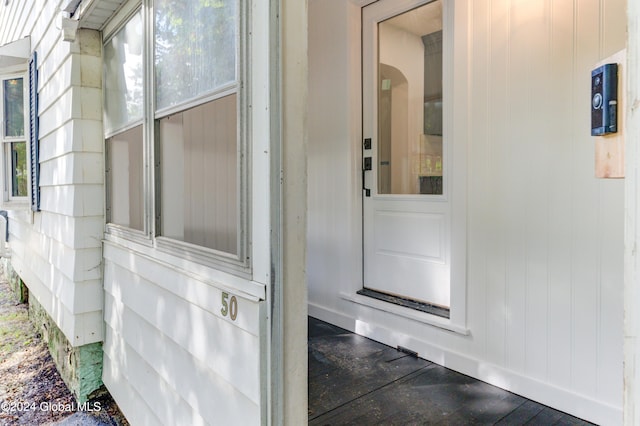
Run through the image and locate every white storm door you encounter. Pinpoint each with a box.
[362,0,451,309]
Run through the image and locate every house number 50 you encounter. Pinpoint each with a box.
[221,292,238,321]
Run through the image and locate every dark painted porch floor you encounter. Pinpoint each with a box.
[308,317,593,425]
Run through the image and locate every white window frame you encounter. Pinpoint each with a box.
[0,70,30,207]
[103,0,251,277]
[103,3,149,245]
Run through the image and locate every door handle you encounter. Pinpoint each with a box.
[362,170,370,197]
[363,157,372,197]
[363,157,372,170]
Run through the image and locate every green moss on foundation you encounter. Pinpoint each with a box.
[1,258,28,303]
[1,261,103,404]
[28,295,103,403]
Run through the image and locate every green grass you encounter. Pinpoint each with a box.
[0,309,35,357]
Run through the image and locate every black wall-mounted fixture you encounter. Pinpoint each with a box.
[591,63,618,136]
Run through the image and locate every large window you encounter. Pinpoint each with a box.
[104,8,144,231]
[1,76,28,201]
[103,0,244,264]
[154,0,239,255]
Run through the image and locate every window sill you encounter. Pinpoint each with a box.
[155,236,250,279]
[103,234,263,301]
[103,227,251,279]
[0,200,30,211]
[105,223,153,247]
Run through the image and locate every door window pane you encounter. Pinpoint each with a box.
[159,94,238,254]
[4,78,24,138]
[378,1,443,195]
[155,0,238,110]
[103,9,143,133]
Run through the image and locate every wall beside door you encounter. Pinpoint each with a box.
[307,0,625,424]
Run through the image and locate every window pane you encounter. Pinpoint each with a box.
[159,95,238,254]
[155,0,237,110]
[104,10,144,133]
[106,125,144,230]
[377,2,443,195]
[10,141,27,197]
[4,78,24,138]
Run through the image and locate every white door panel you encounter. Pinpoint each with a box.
[373,210,445,262]
[362,0,451,309]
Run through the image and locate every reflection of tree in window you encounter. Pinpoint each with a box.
[103,11,143,132]
[155,0,237,109]
[4,78,24,138]
[11,142,27,197]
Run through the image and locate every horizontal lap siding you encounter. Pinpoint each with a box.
[9,212,103,345]
[102,356,163,426]
[103,327,207,426]
[103,242,263,425]
[0,2,106,347]
[0,0,30,43]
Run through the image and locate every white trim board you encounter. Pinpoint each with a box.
[309,302,622,426]
[339,292,469,335]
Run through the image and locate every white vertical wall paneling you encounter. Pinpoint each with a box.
[467,0,489,362]
[307,0,625,423]
[598,0,626,406]
[547,0,576,392]
[522,0,550,383]
[485,0,509,369]
[571,0,600,399]
[307,0,354,309]
[504,0,528,376]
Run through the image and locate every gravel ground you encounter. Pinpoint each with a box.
[0,275,128,426]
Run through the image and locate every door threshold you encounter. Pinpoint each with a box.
[357,288,450,319]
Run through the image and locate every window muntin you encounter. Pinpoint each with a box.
[154,0,238,111]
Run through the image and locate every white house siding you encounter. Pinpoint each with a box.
[308,0,624,425]
[95,0,276,420]
[102,239,265,425]
[0,0,105,347]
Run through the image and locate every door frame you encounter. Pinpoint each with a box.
[361,0,452,310]
[341,0,469,334]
